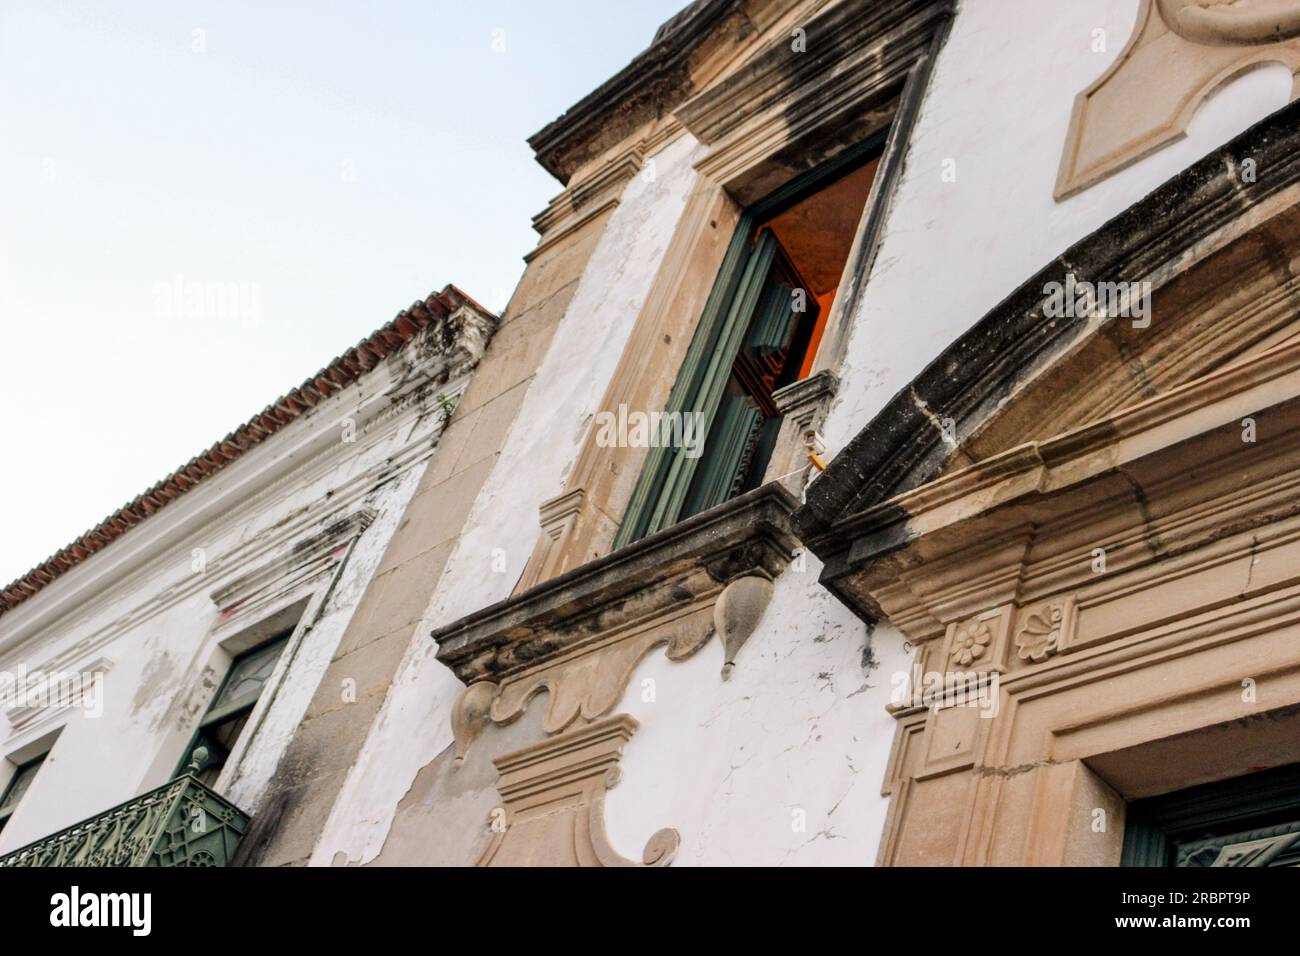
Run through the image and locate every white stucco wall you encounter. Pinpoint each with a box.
[0,340,470,855]
[312,133,706,865]
[316,0,1297,866]
[604,553,911,866]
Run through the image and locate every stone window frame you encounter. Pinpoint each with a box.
[612,131,890,549]
[516,0,954,592]
[174,506,375,799]
[178,596,312,798]
[0,753,47,835]
[172,628,294,784]
[0,726,64,844]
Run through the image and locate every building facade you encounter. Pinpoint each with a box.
[0,288,495,865]
[8,0,1300,868]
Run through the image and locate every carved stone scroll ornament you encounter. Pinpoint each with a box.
[449,603,714,759]
[437,488,797,867]
[1158,0,1300,46]
[1056,0,1300,199]
[449,573,778,761]
[451,679,498,767]
[438,485,799,764]
[475,715,679,867]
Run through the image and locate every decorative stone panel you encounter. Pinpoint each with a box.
[475,715,679,867]
[1056,0,1300,198]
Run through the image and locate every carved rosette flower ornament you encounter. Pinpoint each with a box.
[949,620,992,667]
[1015,604,1064,663]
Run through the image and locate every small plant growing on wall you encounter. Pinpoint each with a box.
[435,392,458,426]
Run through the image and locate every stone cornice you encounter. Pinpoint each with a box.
[208,508,375,628]
[524,146,645,263]
[433,484,799,685]
[527,0,745,184]
[840,334,1300,569]
[831,336,1300,635]
[676,0,951,189]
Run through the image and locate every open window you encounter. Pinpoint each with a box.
[177,631,290,786]
[615,138,882,546]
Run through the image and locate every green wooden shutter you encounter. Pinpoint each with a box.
[614,216,761,547]
[644,230,779,533]
[679,390,765,519]
[614,133,888,549]
[746,269,800,363]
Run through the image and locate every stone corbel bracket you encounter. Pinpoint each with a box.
[1056,0,1300,200]
[436,484,800,765]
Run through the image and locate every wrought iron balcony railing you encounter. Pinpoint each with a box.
[0,774,249,867]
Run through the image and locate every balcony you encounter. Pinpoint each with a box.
[0,774,249,867]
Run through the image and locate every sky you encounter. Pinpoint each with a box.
[0,0,686,588]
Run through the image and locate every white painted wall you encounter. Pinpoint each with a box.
[0,334,472,855]
[316,0,1298,866]
[311,133,707,865]
[605,554,912,866]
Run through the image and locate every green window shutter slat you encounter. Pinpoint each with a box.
[642,230,779,538]
[680,392,764,519]
[746,273,798,359]
[613,215,758,548]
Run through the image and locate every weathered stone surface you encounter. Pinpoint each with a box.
[797,98,1300,571]
[433,484,800,685]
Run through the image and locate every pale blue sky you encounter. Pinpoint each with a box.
[0,0,685,587]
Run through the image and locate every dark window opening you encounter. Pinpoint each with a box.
[0,754,47,836]
[177,632,290,787]
[1123,762,1300,867]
